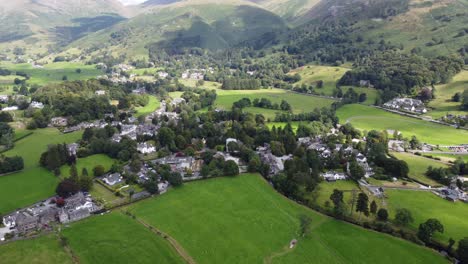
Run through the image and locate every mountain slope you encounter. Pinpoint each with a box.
[66,3,288,60]
[0,0,133,59]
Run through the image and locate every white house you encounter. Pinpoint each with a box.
[103,173,123,186]
[322,172,347,181]
[30,101,44,109]
[1,106,18,111]
[95,90,106,96]
[137,143,156,154]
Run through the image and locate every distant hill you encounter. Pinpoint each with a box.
[0,0,133,59]
[66,3,288,60]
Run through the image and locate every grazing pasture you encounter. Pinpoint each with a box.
[129,174,447,264]
[0,235,72,264]
[61,212,184,264]
[385,189,468,243]
[289,65,379,105]
[428,70,468,119]
[337,104,468,145]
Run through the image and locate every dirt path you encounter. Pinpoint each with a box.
[55,232,80,264]
[128,213,196,264]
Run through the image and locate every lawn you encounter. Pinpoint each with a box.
[337,104,468,145]
[0,62,102,85]
[60,154,115,177]
[61,212,184,264]
[385,189,468,243]
[135,95,160,117]
[289,65,379,105]
[0,235,73,264]
[429,70,468,119]
[129,174,447,264]
[392,152,447,187]
[0,128,82,214]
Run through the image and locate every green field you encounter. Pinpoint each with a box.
[429,70,468,119]
[61,212,184,264]
[386,189,468,243]
[214,88,337,114]
[430,154,468,163]
[0,62,102,85]
[392,152,447,187]
[60,154,115,177]
[0,128,82,214]
[289,65,379,105]
[311,180,360,208]
[0,235,72,264]
[129,174,447,264]
[170,87,337,120]
[135,95,160,117]
[337,104,468,145]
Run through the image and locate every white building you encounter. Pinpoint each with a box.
[30,101,44,109]
[137,143,156,154]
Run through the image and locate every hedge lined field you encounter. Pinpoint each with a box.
[0,128,82,214]
[129,174,447,264]
[392,152,447,187]
[337,104,468,145]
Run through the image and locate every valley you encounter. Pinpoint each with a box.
[0,0,468,263]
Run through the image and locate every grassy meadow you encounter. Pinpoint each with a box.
[0,128,82,214]
[337,104,468,145]
[392,152,447,187]
[0,235,72,264]
[385,189,468,243]
[61,212,184,264]
[129,174,447,264]
[289,65,379,105]
[0,62,102,85]
[429,70,468,119]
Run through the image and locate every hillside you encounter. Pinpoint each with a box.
[66,3,288,60]
[0,0,132,59]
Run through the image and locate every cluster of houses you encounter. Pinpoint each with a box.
[437,186,467,202]
[181,68,214,80]
[0,96,44,111]
[439,114,468,127]
[383,98,427,114]
[2,192,101,237]
[256,143,291,175]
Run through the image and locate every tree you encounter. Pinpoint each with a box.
[358,93,367,103]
[93,165,106,177]
[394,208,414,226]
[168,172,183,187]
[69,164,78,181]
[457,237,468,264]
[224,160,239,176]
[370,200,377,215]
[377,208,388,221]
[462,89,468,110]
[417,218,444,243]
[330,189,344,208]
[130,157,142,173]
[56,179,80,198]
[356,193,369,219]
[0,112,13,122]
[79,174,93,191]
[410,136,422,150]
[299,214,312,237]
[349,160,365,180]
